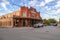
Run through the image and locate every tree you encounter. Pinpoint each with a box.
[43,19,50,25]
[48,19,57,23]
[43,19,57,25]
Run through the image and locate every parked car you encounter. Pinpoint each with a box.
[50,23,57,26]
[43,24,47,26]
[33,23,44,28]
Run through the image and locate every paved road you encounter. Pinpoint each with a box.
[0,26,60,40]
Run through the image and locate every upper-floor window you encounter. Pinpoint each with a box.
[2,16,6,19]
[32,13,35,18]
[37,14,39,18]
[31,11,35,13]
[22,12,26,17]
[28,13,30,17]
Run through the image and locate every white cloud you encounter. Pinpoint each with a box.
[50,16,59,21]
[55,1,60,8]
[45,0,53,3]
[0,10,12,16]
[37,0,54,7]
[36,1,45,7]
[39,1,45,6]
[45,6,51,10]
[47,8,51,10]
[0,9,1,10]
[2,0,9,4]
[42,13,59,21]
[51,9,60,14]
[55,9,60,14]
[0,0,10,10]
[29,0,38,6]
[0,13,6,16]
[45,6,48,8]
[1,3,7,10]
[42,14,50,19]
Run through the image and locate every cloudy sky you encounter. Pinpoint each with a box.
[0,0,60,21]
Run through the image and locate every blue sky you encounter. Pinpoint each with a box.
[0,0,60,21]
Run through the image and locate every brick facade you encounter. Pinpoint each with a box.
[0,6,43,28]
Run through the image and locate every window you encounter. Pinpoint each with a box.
[22,12,26,17]
[31,11,35,13]
[32,13,34,17]
[17,20,19,22]
[2,16,6,19]
[28,13,30,17]
[37,14,39,18]
[37,15,38,18]
[7,16,8,18]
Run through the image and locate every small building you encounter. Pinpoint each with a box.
[0,6,43,28]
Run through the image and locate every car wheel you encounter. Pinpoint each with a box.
[38,26,40,28]
[42,25,43,27]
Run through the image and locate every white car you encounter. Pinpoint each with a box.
[33,23,43,28]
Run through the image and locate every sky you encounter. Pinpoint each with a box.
[0,0,60,21]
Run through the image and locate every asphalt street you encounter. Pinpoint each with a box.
[0,26,60,40]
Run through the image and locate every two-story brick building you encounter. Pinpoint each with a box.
[0,6,43,28]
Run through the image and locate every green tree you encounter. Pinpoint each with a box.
[48,19,57,23]
[43,19,57,25]
[43,19,50,25]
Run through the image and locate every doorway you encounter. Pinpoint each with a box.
[23,20,26,26]
[14,19,19,27]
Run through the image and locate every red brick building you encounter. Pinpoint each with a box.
[0,6,43,28]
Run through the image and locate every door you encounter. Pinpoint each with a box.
[23,20,26,26]
[14,19,19,27]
